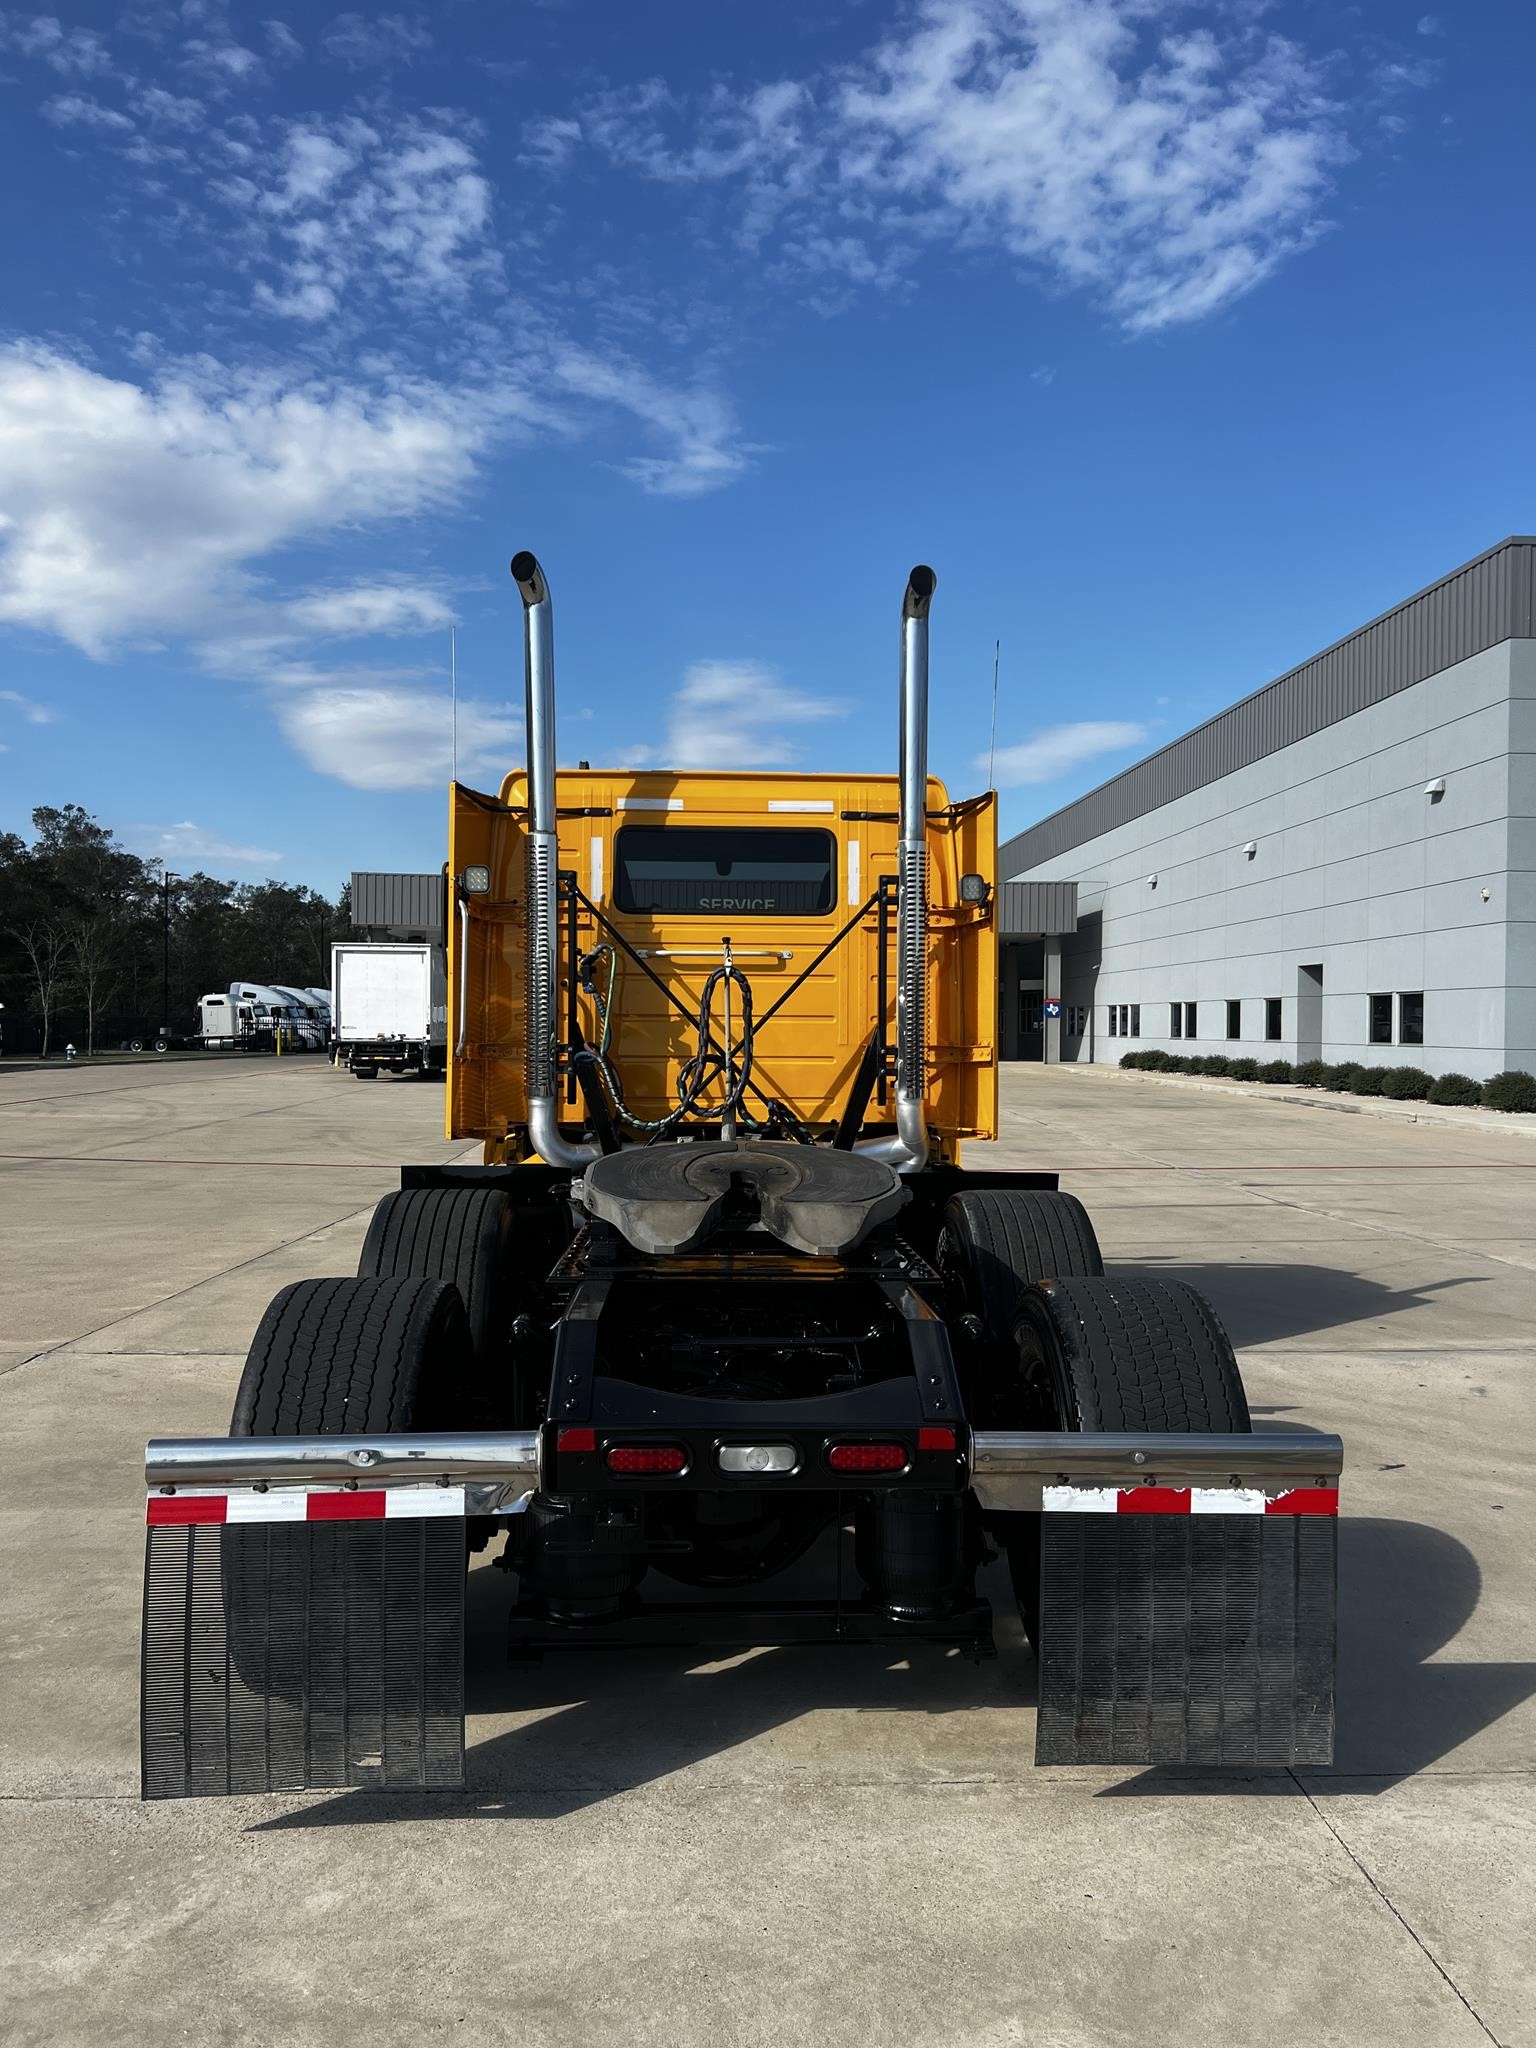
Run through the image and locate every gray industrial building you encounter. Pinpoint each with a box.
[999,537,1536,1079]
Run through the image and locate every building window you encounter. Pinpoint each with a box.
[1170,1003,1181,1039]
[1369,993,1392,1045]
[1129,1004,1141,1039]
[1399,991,1424,1046]
[1183,1001,1198,1039]
[1226,999,1241,1040]
[1107,1007,1118,1038]
[1068,1005,1086,1035]
[1265,997,1282,1041]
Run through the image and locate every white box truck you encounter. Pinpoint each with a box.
[330,941,447,1078]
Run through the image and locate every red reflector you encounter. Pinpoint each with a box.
[147,1494,227,1526]
[917,1426,956,1452]
[605,1445,687,1475]
[557,1427,597,1453]
[828,1442,906,1474]
[1266,1487,1339,1516]
[1117,1486,1191,1515]
[306,1490,386,1521]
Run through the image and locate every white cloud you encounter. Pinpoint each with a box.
[321,12,432,68]
[577,0,1356,334]
[121,820,285,868]
[1416,15,1443,35]
[42,92,134,130]
[285,583,452,638]
[181,36,262,81]
[0,687,54,724]
[264,19,302,61]
[549,348,753,497]
[520,114,583,171]
[229,114,498,321]
[0,346,476,657]
[653,662,847,769]
[277,686,519,790]
[986,719,1147,787]
[0,14,114,76]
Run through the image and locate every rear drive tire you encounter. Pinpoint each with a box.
[939,1190,1103,1428]
[996,1275,1249,1646]
[231,1274,473,1436]
[940,1190,1102,1328]
[224,1277,473,1694]
[358,1188,512,1370]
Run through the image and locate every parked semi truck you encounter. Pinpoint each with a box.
[125,993,274,1053]
[139,553,1341,1800]
[330,939,447,1077]
[228,981,316,1049]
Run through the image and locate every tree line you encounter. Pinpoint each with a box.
[0,806,350,1055]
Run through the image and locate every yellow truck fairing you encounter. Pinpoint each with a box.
[448,767,996,1161]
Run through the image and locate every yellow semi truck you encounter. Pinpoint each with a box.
[139,555,1341,1799]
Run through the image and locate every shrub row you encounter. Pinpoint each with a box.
[1117,1050,1536,1111]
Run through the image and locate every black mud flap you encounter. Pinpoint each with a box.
[141,1518,466,1799]
[1035,1509,1336,1767]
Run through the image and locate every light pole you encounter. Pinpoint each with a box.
[161,872,181,1037]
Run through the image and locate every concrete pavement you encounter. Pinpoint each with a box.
[1,1057,1531,2047]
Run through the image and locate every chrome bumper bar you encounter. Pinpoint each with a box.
[145,1426,1340,1515]
[970,1429,1343,1512]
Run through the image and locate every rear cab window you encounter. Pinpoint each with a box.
[613,827,837,916]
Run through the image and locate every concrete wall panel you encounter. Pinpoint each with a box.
[1017,642,1525,1076]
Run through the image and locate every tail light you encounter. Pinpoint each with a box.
[556,1427,596,1453]
[827,1442,907,1474]
[605,1444,688,1476]
[917,1427,957,1452]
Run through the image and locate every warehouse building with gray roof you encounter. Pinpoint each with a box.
[998,537,1536,1079]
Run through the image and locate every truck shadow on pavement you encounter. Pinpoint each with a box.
[1116,1258,1483,1349]
[1100,1514,1535,1799]
[250,1516,1532,1830]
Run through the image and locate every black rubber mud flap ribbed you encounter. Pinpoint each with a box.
[1035,1514,1336,1767]
[141,1520,466,1799]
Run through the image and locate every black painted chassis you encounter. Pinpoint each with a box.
[403,1158,1060,1656]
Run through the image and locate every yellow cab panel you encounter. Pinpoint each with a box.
[449,767,996,1161]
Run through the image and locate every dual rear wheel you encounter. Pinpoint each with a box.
[230,1188,516,1439]
[938,1188,1248,1643]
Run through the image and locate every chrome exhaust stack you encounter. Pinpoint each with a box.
[511,551,598,1169]
[860,565,935,1172]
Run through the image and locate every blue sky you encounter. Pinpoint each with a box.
[0,0,1531,892]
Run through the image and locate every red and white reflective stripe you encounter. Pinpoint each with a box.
[1042,1485,1337,1517]
[146,1484,467,1527]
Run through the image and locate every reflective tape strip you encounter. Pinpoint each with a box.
[767,799,834,813]
[1042,1486,1121,1514]
[1265,1487,1339,1516]
[1041,1485,1338,1517]
[1192,1488,1268,1515]
[147,1485,467,1526]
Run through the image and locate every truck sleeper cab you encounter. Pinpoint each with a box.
[138,554,1341,1802]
